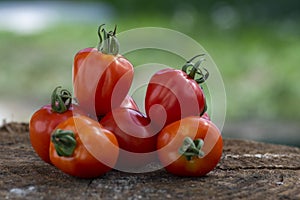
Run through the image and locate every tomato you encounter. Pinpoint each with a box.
[145,55,208,130]
[50,115,119,178]
[157,116,223,176]
[29,86,82,164]
[73,25,134,118]
[100,107,157,169]
[201,112,210,121]
[120,95,139,110]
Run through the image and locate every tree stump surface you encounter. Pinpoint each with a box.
[0,122,299,200]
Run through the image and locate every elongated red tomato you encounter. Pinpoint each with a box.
[157,116,223,176]
[29,86,83,164]
[73,25,134,118]
[50,115,119,178]
[100,107,157,169]
[145,55,208,129]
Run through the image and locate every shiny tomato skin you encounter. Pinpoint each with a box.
[73,48,134,117]
[49,116,119,178]
[100,108,156,153]
[157,116,223,176]
[145,68,206,130]
[201,112,210,121]
[72,47,95,82]
[29,104,81,164]
[100,108,157,168]
[120,95,139,110]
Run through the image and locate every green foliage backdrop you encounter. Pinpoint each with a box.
[0,0,299,122]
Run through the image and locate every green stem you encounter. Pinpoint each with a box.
[186,54,205,63]
[182,54,209,84]
[97,24,105,50]
[102,28,110,53]
[178,137,204,161]
[97,24,119,55]
[51,129,77,157]
[51,86,72,113]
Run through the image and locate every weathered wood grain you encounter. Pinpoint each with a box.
[0,123,299,200]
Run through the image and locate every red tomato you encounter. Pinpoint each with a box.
[50,115,119,178]
[29,87,82,164]
[73,25,134,118]
[120,95,139,110]
[201,112,210,121]
[157,116,223,176]
[100,107,157,169]
[145,55,208,129]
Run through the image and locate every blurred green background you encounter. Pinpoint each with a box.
[0,0,299,146]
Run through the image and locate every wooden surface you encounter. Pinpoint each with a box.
[0,122,300,200]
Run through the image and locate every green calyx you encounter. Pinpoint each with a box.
[182,54,209,84]
[51,86,72,113]
[51,129,77,157]
[97,24,119,55]
[178,137,205,161]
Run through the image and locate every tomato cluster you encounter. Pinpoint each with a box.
[29,25,223,178]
